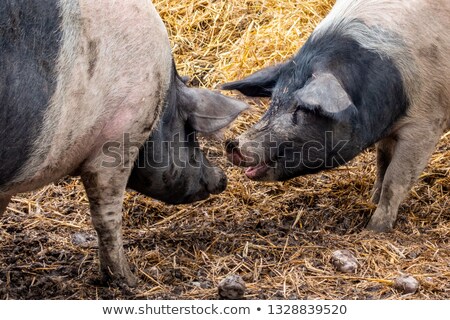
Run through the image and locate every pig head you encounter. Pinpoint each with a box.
[127,72,247,205]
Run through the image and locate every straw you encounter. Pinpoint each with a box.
[1,0,448,299]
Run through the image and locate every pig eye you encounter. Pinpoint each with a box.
[185,124,198,142]
[292,104,309,124]
[292,108,300,125]
[297,103,322,116]
[292,103,321,124]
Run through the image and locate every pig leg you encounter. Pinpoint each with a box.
[366,123,442,232]
[81,165,137,287]
[371,137,397,204]
[0,196,11,216]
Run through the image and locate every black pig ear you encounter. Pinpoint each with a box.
[294,73,357,121]
[220,62,289,97]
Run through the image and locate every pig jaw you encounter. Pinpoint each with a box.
[166,165,227,204]
[128,169,226,205]
[128,154,228,205]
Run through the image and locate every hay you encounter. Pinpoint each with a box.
[1,0,449,299]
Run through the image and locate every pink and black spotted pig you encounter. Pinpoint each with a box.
[223,0,449,232]
[0,0,247,286]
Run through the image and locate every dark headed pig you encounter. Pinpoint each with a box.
[222,0,449,232]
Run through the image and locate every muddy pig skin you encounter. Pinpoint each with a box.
[222,0,449,232]
[0,0,247,286]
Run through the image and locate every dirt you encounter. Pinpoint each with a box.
[1,133,449,300]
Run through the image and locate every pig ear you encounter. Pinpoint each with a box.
[180,87,248,134]
[294,73,357,121]
[220,62,288,97]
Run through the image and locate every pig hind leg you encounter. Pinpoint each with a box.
[371,137,397,204]
[366,122,443,232]
[81,159,137,287]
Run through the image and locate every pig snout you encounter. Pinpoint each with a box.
[205,167,227,195]
[225,138,265,167]
[225,139,248,166]
[225,139,272,181]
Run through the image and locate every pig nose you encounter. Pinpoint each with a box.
[225,139,239,154]
[214,171,227,194]
[225,139,247,166]
[207,168,227,195]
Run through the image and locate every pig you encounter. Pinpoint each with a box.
[222,0,450,232]
[0,0,246,286]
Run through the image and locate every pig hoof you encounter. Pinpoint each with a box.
[124,274,138,288]
[366,218,393,233]
[102,269,138,288]
[121,271,138,288]
[105,274,138,288]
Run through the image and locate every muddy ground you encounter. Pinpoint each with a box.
[1,128,449,300]
[1,0,449,300]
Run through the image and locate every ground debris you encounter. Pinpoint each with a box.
[331,250,358,273]
[393,275,420,294]
[218,274,246,300]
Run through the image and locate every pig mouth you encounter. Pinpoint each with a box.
[227,147,272,180]
[245,163,270,180]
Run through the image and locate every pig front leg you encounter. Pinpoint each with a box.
[367,123,442,232]
[371,137,397,204]
[81,164,137,287]
[0,196,11,216]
